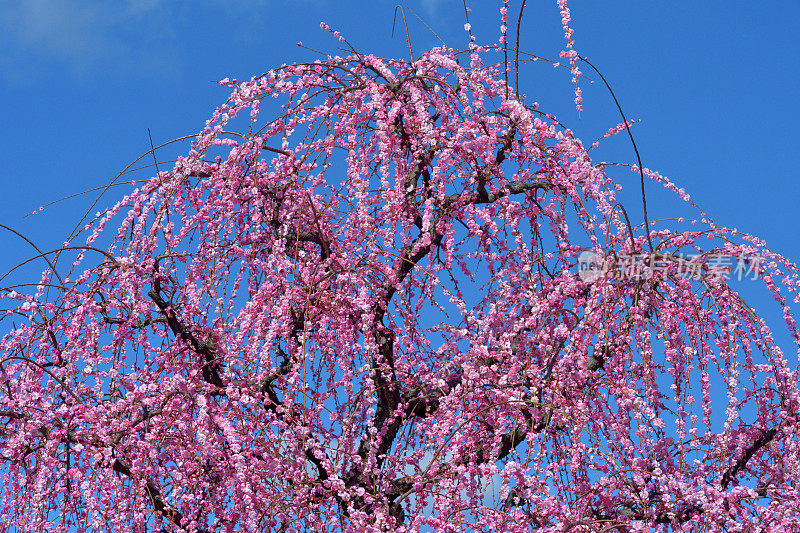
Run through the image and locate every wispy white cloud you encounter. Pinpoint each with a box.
[1,1,110,70]
[0,0,429,84]
[421,0,444,18]
[0,0,175,81]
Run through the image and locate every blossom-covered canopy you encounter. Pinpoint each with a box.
[2,3,799,531]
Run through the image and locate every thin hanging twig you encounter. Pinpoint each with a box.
[147,128,160,175]
[404,6,447,48]
[515,0,527,100]
[392,6,414,62]
[462,0,474,43]
[579,55,654,253]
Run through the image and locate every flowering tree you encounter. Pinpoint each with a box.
[2,2,799,532]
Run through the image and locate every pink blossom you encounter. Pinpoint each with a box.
[1,2,798,532]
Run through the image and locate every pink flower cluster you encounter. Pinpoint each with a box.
[1,2,798,531]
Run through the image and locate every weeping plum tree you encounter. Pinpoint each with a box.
[2,2,799,531]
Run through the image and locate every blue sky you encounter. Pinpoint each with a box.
[1,0,799,294]
[0,2,798,527]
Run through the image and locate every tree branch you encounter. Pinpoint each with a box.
[148,272,224,389]
[112,457,188,530]
[720,427,778,490]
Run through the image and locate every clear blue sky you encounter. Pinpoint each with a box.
[1,0,799,293]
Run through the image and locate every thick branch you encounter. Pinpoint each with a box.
[476,124,518,202]
[720,427,778,490]
[444,179,552,210]
[355,327,402,467]
[283,231,331,260]
[403,371,463,418]
[0,410,28,420]
[359,141,553,522]
[112,458,187,530]
[148,277,224,388]
[259,365,334,485]
[590,501,703,526]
